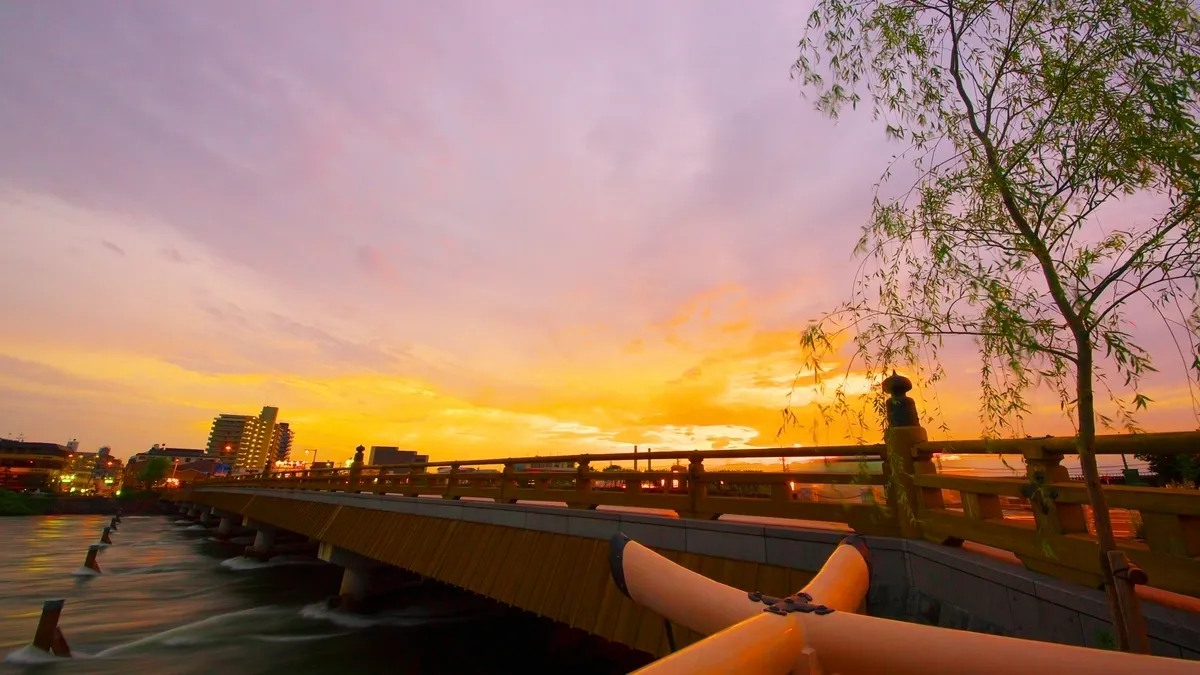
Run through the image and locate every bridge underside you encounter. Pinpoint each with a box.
[185,491,815,658]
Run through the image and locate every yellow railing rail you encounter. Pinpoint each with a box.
[182,379,1200,599]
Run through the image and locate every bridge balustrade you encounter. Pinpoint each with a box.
[191,385,1200,601]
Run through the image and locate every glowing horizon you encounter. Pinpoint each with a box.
[1,2,1196,463]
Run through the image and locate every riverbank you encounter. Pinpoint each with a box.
[0,490,164,516]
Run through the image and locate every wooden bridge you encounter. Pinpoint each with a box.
[166,387,1200,665]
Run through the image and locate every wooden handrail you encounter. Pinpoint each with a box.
[917,431,1200,456]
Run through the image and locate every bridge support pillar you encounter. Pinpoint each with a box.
[243,519,278,560]
[215,516,234,540]
[318,543,383,613]
[198,507,218,527]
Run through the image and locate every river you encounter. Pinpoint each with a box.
[0,515,648,674]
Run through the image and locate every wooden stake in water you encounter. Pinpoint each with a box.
[83,545,101,573]
[109,516,119,531]
[100,526,112,545]
[32,599,72,657]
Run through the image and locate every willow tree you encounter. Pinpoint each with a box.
[790,0,1200,649]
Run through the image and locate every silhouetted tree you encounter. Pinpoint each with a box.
[138,457,170,489]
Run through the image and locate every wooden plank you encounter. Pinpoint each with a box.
[407,517,443,575]
[457,525,503,594]
[513,533,555,611]
[539,535,584,621]
[913,474,1027,498]
[569,540,612,632]
[728,559,760,595]
[495,530,536,606]
[755,564,791,600]
[962,492,1005,521]
[611,594,643,648]
[527,534,568,617]
[439,522,478,588]
[1053,484,1200,517]
[427,520,462,578]
[590,574,627,640]
[478,527,518,598]
[916,431,1200,456]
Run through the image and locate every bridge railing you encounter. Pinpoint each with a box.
[188,385,1200,599]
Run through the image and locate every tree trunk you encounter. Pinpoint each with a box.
[1075,336,1133,650]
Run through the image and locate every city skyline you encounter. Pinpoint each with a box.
[1,1,1197,466]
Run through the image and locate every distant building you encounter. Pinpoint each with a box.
[367,447,429,466]
[121,447,205,489]
[0,439,71,491]
[310,461,335,470]
[275,423,294,462]
[172,458,220,484]
[92,454,123,495]
[64,451,98,493]
[204,406,282,473]
[512,460,577,472]
[129,446,206,464]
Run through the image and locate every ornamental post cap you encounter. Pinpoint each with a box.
[881,371,912,396]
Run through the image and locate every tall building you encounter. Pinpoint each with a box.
[367,447,429,466]
[206,414,254,460]
[275,423,294,462]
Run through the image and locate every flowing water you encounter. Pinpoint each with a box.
[0,515,647,674]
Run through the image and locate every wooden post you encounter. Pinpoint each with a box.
[348,445,365,494]
[570,460,597,510]
[882,372,931,539]
[32,599,71,656]
[1015,446,1100,585]
[500,463,518,504]
[678,455,718,520]
[1023,447,1088,536]
[82,545,101,573]
[1108,550,1151,654]
[442,464,461,500]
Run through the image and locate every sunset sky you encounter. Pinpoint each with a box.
[1,1,1195,463]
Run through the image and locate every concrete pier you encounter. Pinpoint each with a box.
[198,507,218,527]
[319,543,382,613]
[243,519,277,560]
